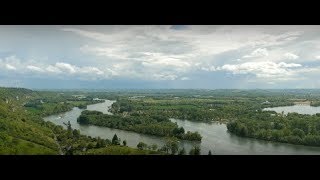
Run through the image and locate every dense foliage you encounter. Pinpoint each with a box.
[4,87,320,154]
[109,96,294,123]
[0,87,154,155]
[77,110,202,141]
[227,111,320,146]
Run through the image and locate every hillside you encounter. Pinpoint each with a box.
[0,87,59,154]
[0,87,162,155]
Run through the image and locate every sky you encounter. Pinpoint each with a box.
[1,25,320,89]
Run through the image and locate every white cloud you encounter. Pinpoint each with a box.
[46,65,62,73]
[61,26,304,81]
[201,66,216,71]
[181,77,190,80]
[278,62,301,68]
[27,65,44,72]
[80,45,130,60]
[55,62,76,73]
[153,74,178,80]
[61,28,111,41]
[3,26,320,87]
[217,61,303,80]
[5,64,16,70]
[141,53,191,69]
[243,48,269,58]
[284,53,299,60]
[78,67,104,75]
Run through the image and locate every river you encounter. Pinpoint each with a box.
[263,104,320,115]
[43,100,320,155]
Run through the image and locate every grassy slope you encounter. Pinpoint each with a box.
[0,88,59,154]
[0,87,162,155]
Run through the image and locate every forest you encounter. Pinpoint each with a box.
[227,111,320,146]
[0,87,163,155]
[77,110,202,141]
[3,87,320,154]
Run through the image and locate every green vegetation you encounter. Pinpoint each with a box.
[189,145,201,155]
[0,87,157,155]
[311,101,320,107]
[77,110,202,141]
[112,134,121,145]
[4,87,320,154]
[137,142,148,150]
[109,95,294,123]
[24,98,104,117]
[79,145,161,155]
[227,111,320,146]
[178,148,186,155]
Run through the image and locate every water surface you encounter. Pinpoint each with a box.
[44,100,320,154]
[263,105,320,115]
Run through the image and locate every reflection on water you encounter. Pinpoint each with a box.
[170,118,320,155]
[263,105,320,115]
[43,100,320,155]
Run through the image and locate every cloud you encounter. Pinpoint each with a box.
[60,26,306,82]
[61,28,111,42]
[278,62,301,68]
[27,65,45,72]
[181,77,190,80]
[201,66,216,71]
[46,65,62,73]
[284,53,299,60]
[78,66,104,75]
[141,52,191,69]
[217,61,303,80]
[152,74,178,80]
[80,45,129,60]
[55,62,76,73]
[4,26,320,88]
[5,64,16,70]
[243,48,269,58]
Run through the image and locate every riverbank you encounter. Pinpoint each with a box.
[44,100,320,154]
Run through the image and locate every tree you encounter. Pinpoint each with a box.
[96,137,107,148]
[208,150,212,155]
[112,134,120,145]
[105,139,111,145]
[178,148,186,155]
[66,121,73,138]
[173,127,185,136]
[163,137,179,155]
[292,128,305,138]
[189,145,201,155]
[150,144,158,151]
[87,142,95,149]
[123,140,127,146]
[137,142,148,150]
[65,145,73,155]
[72,129,80,138]
[66,121,72,131]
